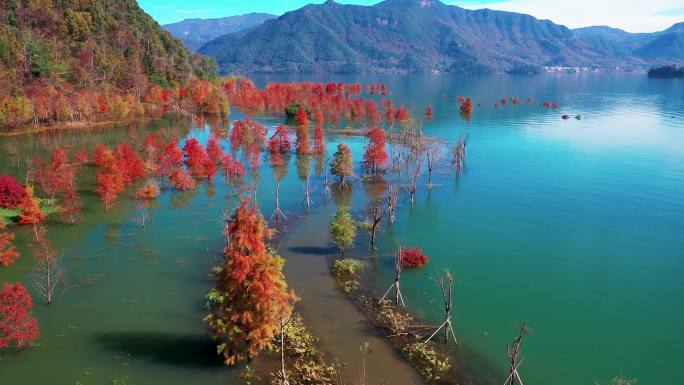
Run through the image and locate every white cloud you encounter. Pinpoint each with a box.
[452,0,684,32]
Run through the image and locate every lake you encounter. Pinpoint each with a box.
[1,74,683,385]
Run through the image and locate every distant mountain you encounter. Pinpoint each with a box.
[164,13,277,51]
[197,0,683,74]
[635,32,684,60]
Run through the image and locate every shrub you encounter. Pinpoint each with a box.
[400,247,429,268]
[402,342,451,383]
[0,176,26,209]
[331,258,365,293]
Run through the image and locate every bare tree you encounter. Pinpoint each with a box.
[357,342,373,385]
[381,247,405,307]
[30,225,65,305]
[452,134,470,178]
[276,299,297,385]
[271,178,287,221]
[425,139,444,189]
[504,322,530,385]
[426,270,457,344]
[323,157,334,203]
[387,184,398,224]
[133,199,150,228]
[409,159,422,206]
[302,168,314,212]
[368,206,383,247]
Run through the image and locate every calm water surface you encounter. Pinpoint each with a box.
[1,74,683,385]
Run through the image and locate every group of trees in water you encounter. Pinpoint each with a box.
[0,77,632,385]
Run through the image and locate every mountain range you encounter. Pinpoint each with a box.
[164,13,277,52]
[187,0,684,74]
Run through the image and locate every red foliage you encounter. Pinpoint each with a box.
[206,200,294,364]
[223,155,245,178]
[169,168,196,191]
[295,105,308,125]
[73,149,89,166]
[161,139,184,177]
[135,183,160,200]
[268,125,292,154]
[0,176,27,209]
[426,105,433,117]
[18,187,45,225]
[394,105,411,122]
[542,101,551,108]
[232,118,266,168]
[460,97,473,114]
[295,125,311,155]
[363,127,388,174]
[0,283,40,349]
[114,143,146,185]
[94,145,124,211]
[60,186,82,224]
[204,159,217,181]
[206,136,224,163]
[314,111,325,154]
[183,137,210,177]
[0,222,20,267]
[400,248,429,268]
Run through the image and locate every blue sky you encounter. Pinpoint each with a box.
[139,0,684,32]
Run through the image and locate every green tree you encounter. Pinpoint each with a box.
[330,143,353,185]
[329,206,356,253]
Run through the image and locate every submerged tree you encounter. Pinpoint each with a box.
[329,206,356,254]
[380,247,405,307]
[387,184,398,224]
[505,322,530,385]
[331,143,353,186]
[363,127,388,175]
[361,206,383,247]
[0,283,40,350]
[30,225,65,306]
[0,222,20,267]
[426,270,457,344]
[18,186,45,225]
[205,201,295,365]
[452,134,469,178]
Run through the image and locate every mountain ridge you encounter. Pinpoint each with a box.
[196,0,682,74]
[164,13,277,52]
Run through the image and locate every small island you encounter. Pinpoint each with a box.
[648,64,684,78]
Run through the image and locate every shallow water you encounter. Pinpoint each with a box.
[1,74,683,385]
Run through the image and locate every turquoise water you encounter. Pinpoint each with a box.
[290,74,683,385]
[1,74,683,385]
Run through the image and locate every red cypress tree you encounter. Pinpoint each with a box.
[426,105,433,117]
[295,105,308,126]
[0,283,40,350]
[19,187,45,225]
[95,145,124,211]
[400,248,429,268]
[114,143,146,185]
[0,222,20,267]
[0,176,27,209]
[169,168,196,191]
[295,125,311,155]
[160,139,185,178]
[460,97,473,114]
[394,105,411,122]
[363,127,388,174]
[268,125,292,154]
[314,111,325,155]
[205,200,295,364]
[207,136,224,163]
[223,155,245,178]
